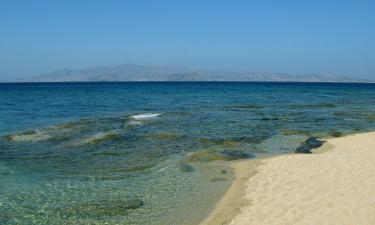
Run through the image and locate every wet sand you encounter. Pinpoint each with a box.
[202,132,375,225]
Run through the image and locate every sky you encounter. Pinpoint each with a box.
[0,0,374,80]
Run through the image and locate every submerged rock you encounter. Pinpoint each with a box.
[145,132,183,141]
[329,131,343,137]
[295,145,312,154]
[55,120,90,130]
[187,149,221,162]
[210,178,229,182]
[84,132,121,144]
[218,150,254,160]
[306,137,325,148]
[4,130,51,142]
[198,138,240,147]
[198,134,272,147]
[295,137,325,154]
[188,149,255,162]
[65,199,144,217]
[178,163,195,172]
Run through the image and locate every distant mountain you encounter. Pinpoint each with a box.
[203,72,372,82]
[25,64,197,82]
[23,63,372,83]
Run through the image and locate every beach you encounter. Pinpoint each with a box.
[2,82,375,224]
[203,132,375,225]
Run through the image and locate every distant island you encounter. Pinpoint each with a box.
[20,63,372,83]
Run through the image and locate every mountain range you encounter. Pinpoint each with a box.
[22,63,372,83]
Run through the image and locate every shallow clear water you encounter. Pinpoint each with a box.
[1,82,375,224]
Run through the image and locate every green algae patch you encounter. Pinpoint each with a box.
[329,131,344,137]
[84,132,121,144]
[144,132,184,141]
[197,138,241,148]
[221,140,241,148]
[55,119,92,130]
[187,149,227,162]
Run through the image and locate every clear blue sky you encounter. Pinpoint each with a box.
[0,0,374,80]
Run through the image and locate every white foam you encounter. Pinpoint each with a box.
[131,113,162,120]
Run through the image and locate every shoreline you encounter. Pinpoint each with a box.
[202,132,375,225]
[200,159,261,225]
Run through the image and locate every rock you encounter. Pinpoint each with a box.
[295,137,325,154]
[305,137,325,148]
[218,150,255,160]
[295,145,313,154]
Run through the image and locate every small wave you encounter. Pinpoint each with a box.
[130,113,162,120]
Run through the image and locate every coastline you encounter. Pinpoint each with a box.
[200,159,261,225]
[202,132,375,225]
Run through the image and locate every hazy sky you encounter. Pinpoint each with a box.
[0,0,374,80]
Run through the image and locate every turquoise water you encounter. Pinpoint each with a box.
[1,82,375,224]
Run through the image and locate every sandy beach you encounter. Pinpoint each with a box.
[203,132,375,225]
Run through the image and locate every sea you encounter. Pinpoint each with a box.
[1,82,375,224]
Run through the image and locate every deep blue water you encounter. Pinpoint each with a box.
[1,82,375,224]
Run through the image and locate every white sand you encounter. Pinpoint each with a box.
[228,132,375,225]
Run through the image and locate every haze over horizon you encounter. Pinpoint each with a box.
[1,0,374,80]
